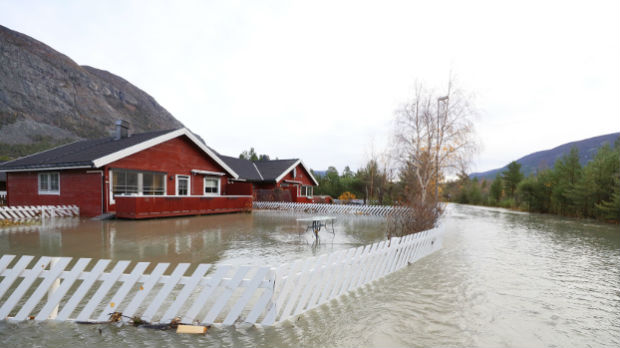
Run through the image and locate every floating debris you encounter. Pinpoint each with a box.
[176,324,208,334]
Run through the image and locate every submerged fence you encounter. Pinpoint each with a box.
[254,201,409,217]
[0,226,442,326]
[0,205,79,221]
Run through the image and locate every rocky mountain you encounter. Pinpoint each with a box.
[0,24,184,160]
[470,132,620,180]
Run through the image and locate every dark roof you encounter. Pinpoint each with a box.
[218,155,263,181]
[254,159,298,181]
[218,157,299,183]
[0,129,174,171]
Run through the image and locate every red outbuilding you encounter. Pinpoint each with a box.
[220,156,319,203]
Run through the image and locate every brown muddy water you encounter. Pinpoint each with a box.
[0,204,619,347]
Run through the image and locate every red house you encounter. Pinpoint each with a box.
[0,122,252,218]
[220,156,319,203]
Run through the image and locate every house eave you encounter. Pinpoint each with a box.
[0,164,93,173]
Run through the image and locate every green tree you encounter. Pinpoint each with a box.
[502,161,523,199]
[596,175,620,221]
[239,148,270,161]
[489,174,503,205]
[342,166,354,178]
[550,147,582,215]
[517,176,538,211]
[568,143,619,218]
[239,147,258,161]
[468,178,483,205]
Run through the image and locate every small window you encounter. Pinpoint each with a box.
[38,172,60,195]
[300,185,313,198]
[204,177,219,195]
[293,168,297,178]
[176,175,190,196]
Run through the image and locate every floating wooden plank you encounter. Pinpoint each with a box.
[176,324,207,334]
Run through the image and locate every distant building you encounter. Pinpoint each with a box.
[220,156,319,203]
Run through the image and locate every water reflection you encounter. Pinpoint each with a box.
[0,211,387,267]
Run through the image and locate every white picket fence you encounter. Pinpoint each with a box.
[0,205,79,221]
[0,226,443,326]
[254,201,409,217]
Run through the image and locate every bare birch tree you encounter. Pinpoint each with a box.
[389,79,478,236]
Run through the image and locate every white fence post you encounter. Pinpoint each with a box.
[47,257,61,319]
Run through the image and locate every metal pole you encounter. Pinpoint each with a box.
[436,96,449,201]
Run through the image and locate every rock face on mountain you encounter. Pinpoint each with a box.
[0,24,183,159]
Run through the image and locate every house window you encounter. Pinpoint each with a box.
[300,185,313,198]
[204,177,220,195]
[176,175,190,196]
[38,172,60,195]
[113,170,139,195]
[112,169,166,197]
[293,168,297,178]
[143,172,166,195]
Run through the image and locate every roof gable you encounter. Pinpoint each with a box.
[220,157,318,185]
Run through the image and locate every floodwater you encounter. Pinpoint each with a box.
[1,205,619,347]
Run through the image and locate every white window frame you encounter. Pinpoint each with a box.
[293,168,297,178]
[109,169,114,204]
[38,172,60,195]
[300,185,313,198]
[176,175,191,196]
[203,176,220,196]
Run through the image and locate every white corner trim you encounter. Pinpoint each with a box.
[91,128,239,179]
[275,160,319,186]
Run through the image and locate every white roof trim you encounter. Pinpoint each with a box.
[191,169,225,176]
[0,165,92,173]
[91,128,239,179]
[252,162,264,180]
[275,159,319,186]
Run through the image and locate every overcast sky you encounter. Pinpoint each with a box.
[1,0,618,174]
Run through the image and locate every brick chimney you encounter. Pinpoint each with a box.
[114,120,130,140]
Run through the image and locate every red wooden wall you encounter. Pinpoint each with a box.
[7,170,103,217]
[105,136,234,212]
